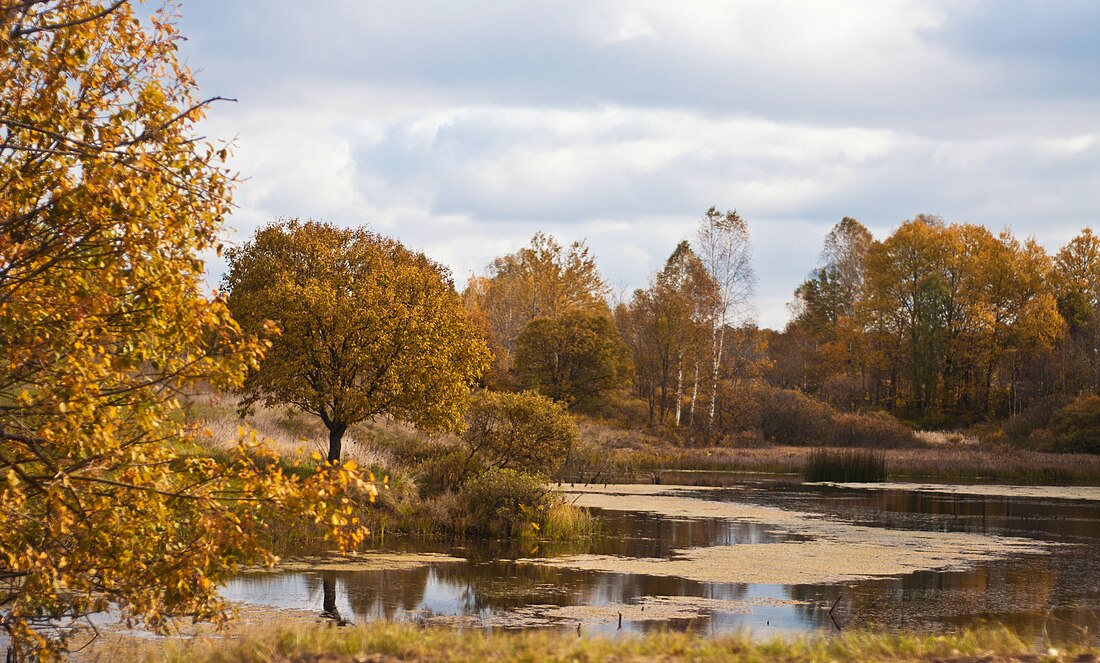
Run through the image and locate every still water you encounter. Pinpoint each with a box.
[224,478,1100,642]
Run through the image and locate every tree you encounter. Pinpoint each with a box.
[224,220,491,462]
[1,4,369,659]
[695,208,756,431]
[514,309,633,408]
[863,217,1062,419]
[616,241,716,426]
[1051,229,1100,394]
[462,232,608,383]
[461,390,577,479]
[786,218,874,407]
[794,217,872,335]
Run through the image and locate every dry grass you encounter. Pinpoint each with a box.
[152,621,1094,663]
[182,391,400,469]
[601,442,1100,484]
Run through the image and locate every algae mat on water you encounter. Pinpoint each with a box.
[523,484,1054,585]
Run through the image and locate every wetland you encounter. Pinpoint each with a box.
[224,476,1100,643]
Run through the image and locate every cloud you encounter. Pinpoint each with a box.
[178,0,1100,329]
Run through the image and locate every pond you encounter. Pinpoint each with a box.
[224,478,1100,643]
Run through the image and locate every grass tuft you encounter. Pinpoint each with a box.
[805,448,887,482]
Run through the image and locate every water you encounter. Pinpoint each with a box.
[224,478,1100,642]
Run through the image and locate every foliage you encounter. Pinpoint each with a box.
[1049,396,1100,454]
[462,390,577,478]
[415,449,471,498]
[453,467,550,537]
[616,241,717,427]
[0,3,370,659]
[695,207,756,431]
[716,384,917,449]
[805,448,887,482]
[756,386,834,446]
[462,232,608,385]
[832,411,919,448]
[856,217,1059,420]
[224,219,491,461]
[514,309,633,408]
[1003,394,1075,446]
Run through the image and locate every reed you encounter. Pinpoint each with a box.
[805,448,887,482]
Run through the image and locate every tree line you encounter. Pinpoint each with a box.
[775,216,1100,426]
[461,213,1100,432]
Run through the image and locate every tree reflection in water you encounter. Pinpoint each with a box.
[228,482,1100,644]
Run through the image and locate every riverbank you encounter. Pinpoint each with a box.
[149,622,1095,662]
[580,442,1100,485]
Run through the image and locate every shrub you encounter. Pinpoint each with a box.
[463,390,578,477]
[454,468,551,537]
[1003,394,1075,446]
[832,411,918,448]
[415,450,470,498]
[805,448,887,482]
[1049,395,1100,454]
[758,386,833,446]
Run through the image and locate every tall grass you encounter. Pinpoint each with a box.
[539,500,600,540]
[805,448,887,482]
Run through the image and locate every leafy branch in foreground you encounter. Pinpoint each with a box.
[0,2,371,659]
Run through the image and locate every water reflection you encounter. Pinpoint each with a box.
[224,482,1100,645]
[714,479,1100,542]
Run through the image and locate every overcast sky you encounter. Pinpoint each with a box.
[176,0,1100,329]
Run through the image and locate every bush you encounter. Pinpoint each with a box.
[415,450,471,498]
[1049,396,1100,454]
[757,386,833,446]
[1003,394,1075,447]
[832,411,918,448]
[463,390,577,478]
[454,468,551,537]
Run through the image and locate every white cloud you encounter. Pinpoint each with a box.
[182,0,1100,328]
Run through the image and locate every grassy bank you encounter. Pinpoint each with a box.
[580,443,1100,485]
[181,392,599,549]
[157,622,1094,663]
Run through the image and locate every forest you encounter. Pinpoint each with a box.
[459,212,1100,454]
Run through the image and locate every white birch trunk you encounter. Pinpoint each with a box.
[674,349,684,426]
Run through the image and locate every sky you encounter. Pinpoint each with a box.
[175,0,1100,329]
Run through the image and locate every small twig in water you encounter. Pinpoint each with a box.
[829,594,843,631]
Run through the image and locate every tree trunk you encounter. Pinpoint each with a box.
[689,352,699,427]
[321,573,340,620]
[674,349,684,426]
[327,422,348,463]
[708,322,725,431]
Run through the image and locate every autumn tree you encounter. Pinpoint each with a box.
[696,208,756,431]
[0,4,370,659]
[1051,229,1100,394]
[862,217,1062,419]
[463,232,608,382]
[514,309,633,408]
[788,217,874,407]
[461,390,577,479]
[616,241,716,426]
[224,220,491,462]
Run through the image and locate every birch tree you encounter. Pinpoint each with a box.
[695,208,756,432]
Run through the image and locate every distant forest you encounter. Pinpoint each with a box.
[461,211,1100,437]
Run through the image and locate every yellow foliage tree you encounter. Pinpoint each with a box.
[462,232,608,384]
[223,219,491,462]
[1,4,370,659]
